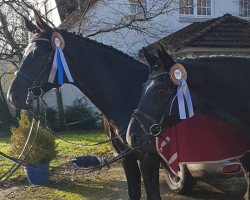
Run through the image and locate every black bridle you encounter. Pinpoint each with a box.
[132,71,175,138]
[14,37,53,107]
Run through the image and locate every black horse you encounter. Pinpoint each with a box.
[7,12,162,200]
[126,47,250,199]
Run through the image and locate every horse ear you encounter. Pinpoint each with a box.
[143,48,158,68]
[157,43,175,71]
[34,10,53,33]
[23,16,40,34]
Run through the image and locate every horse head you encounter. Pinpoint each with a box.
[8,11,71,110]
[126,45,176,152]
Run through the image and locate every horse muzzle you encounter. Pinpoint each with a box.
[126,118,151,151]
[7,87,30,110]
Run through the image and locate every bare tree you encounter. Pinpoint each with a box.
[0,0,178,64]
[60,0,178,57]
[0,0,58,66]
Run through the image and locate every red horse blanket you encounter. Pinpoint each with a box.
[156,114,250,176]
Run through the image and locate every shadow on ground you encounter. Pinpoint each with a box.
[46,178,128,200]
[160,176,246,200]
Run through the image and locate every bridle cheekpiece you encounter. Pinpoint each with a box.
[132,62,194,139]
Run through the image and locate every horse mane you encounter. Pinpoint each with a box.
[56,29,145,66]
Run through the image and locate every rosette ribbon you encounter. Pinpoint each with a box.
[48,37,73,85]
[176,77,194,119]
[170,65,194,120]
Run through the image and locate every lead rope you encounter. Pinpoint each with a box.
[0,134,147,178]
[0,99,141,182]
[39,94,128,147]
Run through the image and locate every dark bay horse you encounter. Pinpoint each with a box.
[7,13,161,200]
[126,47,250,199]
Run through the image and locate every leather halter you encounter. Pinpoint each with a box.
[132,72,175,137]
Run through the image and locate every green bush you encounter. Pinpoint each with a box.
[9,111,58,164]
[0,96,17,132]
[63,99,100,131]
[44,107,59,131]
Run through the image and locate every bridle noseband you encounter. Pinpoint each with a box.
[14,37,53,106]
[132,109,162,137]
[132,71,175,138]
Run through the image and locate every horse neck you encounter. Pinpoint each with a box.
[181,57,250,86]
[64,35,148,128]
[172,57,250,133]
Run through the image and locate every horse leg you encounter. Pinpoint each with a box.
[122,153,141,200]
[104,119,141,199]
[239,152,250,200]
[139,153,161,200]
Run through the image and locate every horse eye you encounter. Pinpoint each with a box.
[33,49,40,56]
[153,65,159,70]
[33,48,45,56]
[158,88,165,95]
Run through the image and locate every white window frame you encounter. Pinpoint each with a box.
[179,0,194,16]
[179,0,214,20]
[197,0,212,16]
[239,0,250,18]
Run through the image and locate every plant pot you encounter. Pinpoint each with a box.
[25,163,49,185]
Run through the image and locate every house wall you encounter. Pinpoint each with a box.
[215,0,239,16]
[68,0,243,57]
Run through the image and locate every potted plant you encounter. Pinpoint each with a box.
[9,111,58,184]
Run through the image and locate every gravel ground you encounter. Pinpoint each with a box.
[0,164,246,200]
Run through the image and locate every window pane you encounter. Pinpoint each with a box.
[180,7,184,14]
[240,0,250,17]
[197,8,201,15]
[184,7,187,14]
[207,8,211,15]
[179,0,194,15]
[202,0,206,7]
[197,0,201,6]
[197,0,211,16]
[202,8,206,15]
[190,7,193,14]
[207,0,211,7]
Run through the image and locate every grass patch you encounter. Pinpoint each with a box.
[51,132,113,166]
[0,132,113,183]
[0,132,119,200]
[0,137,14,176]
